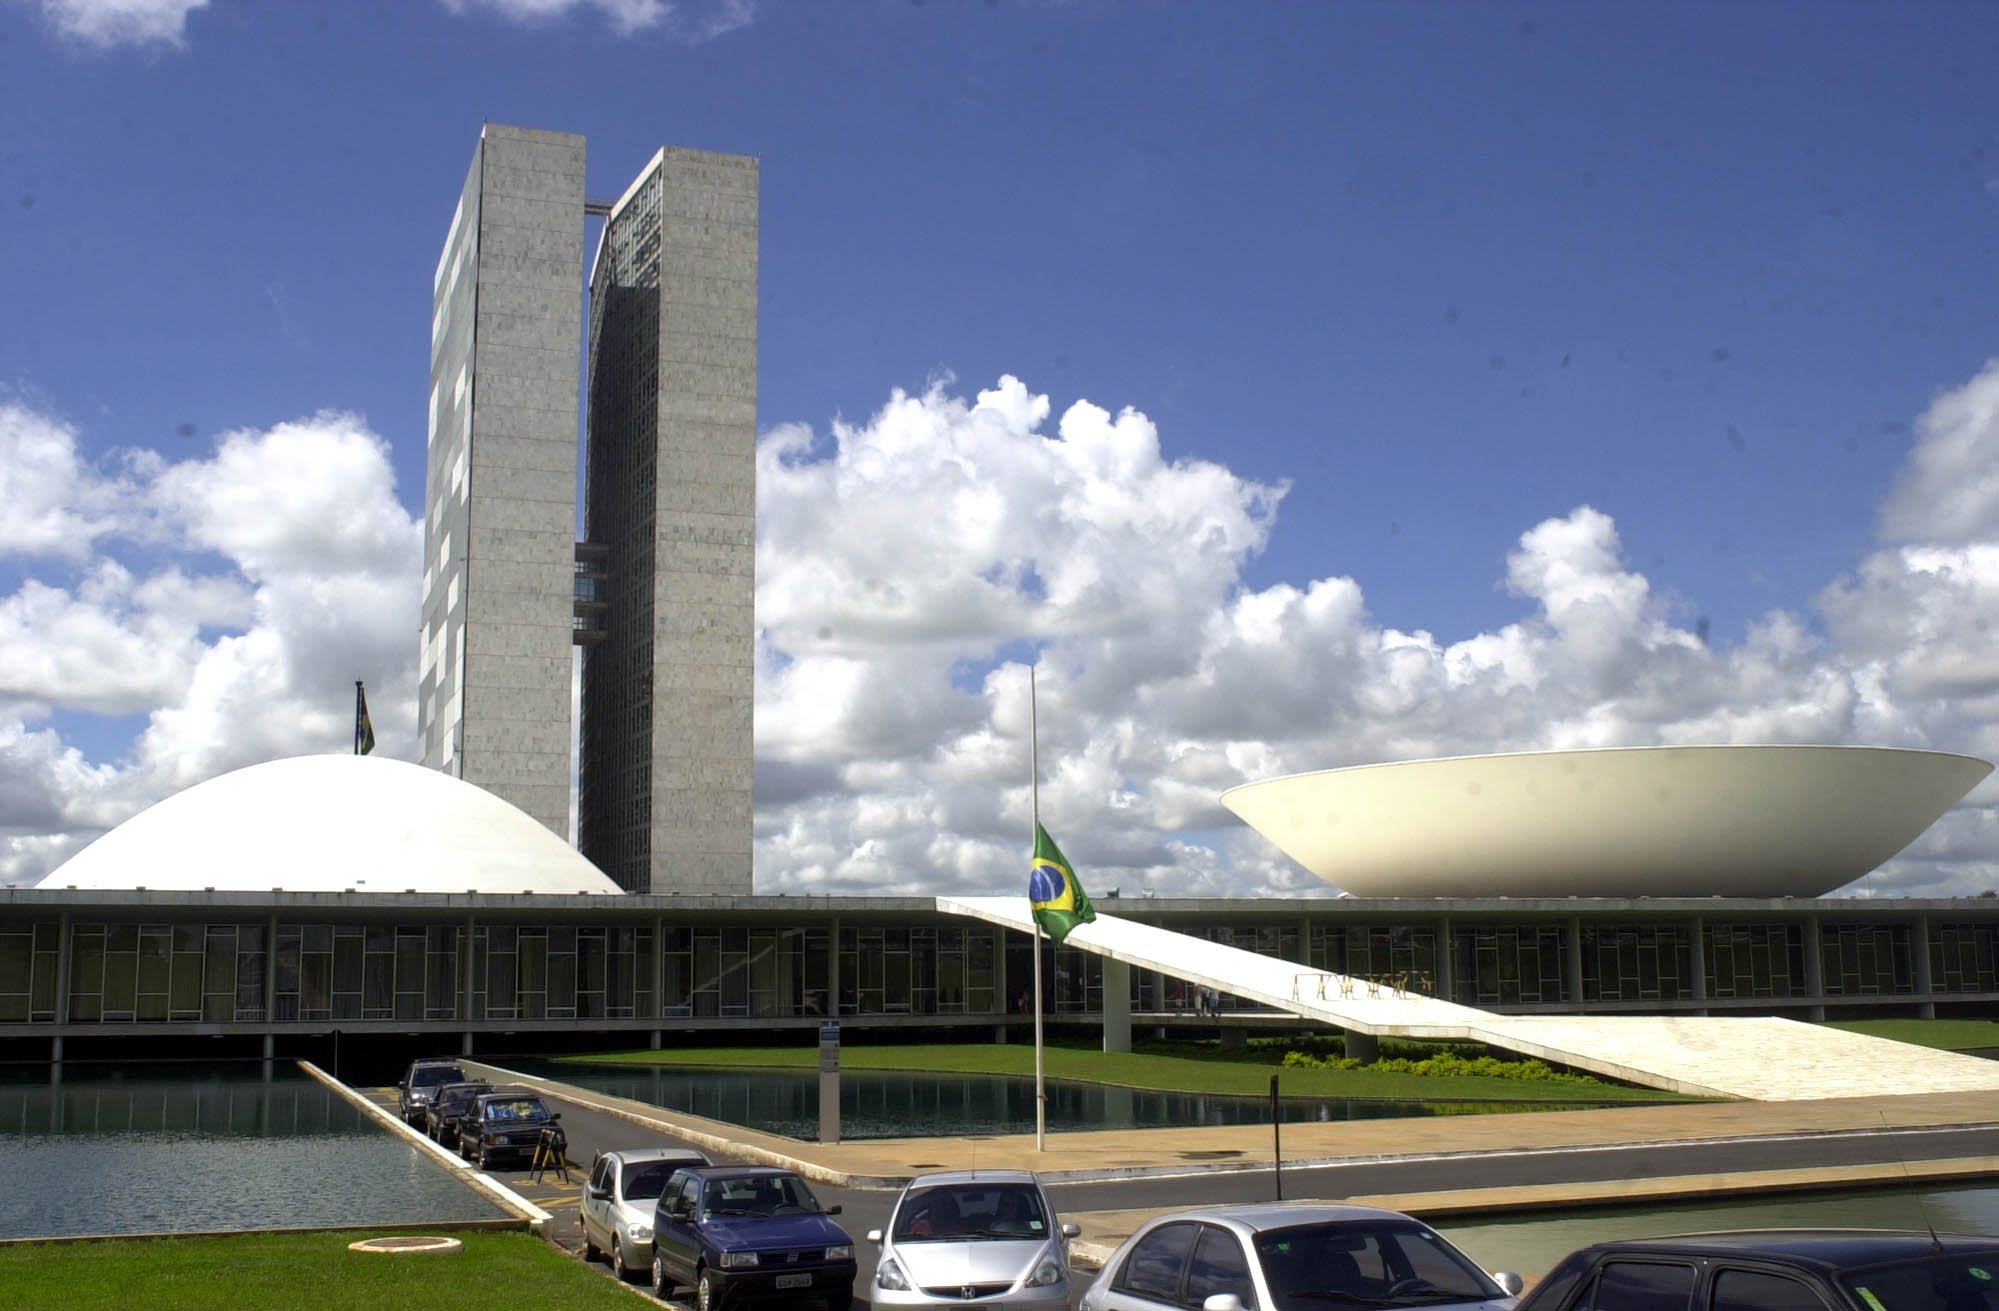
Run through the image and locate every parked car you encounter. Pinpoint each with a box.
[423,1079,494,1148]
[649,1164,856,1311]
[456,1087,557,1171]
[1512,1230,1999,1311]
[581,1146,713,1281]
[867,1169,1080,1310]
[395,1057,466,1126]
[1079,1204,1522,1311]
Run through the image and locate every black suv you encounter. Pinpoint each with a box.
[396,1057,466,1126]
[456,1087,556,1171]
[1516,1230,1999,1311]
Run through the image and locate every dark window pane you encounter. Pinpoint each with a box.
[1584,1262,1695,1311]
[1119,1223,1199,1303]
[1713,1270,1829,1311]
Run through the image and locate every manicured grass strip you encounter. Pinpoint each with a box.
[557,1041,1697,1104]
[0,1231,628,1311]
[1828,1019,1999,1051]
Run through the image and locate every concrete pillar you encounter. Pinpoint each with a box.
[1915,913,1935,1019]
[1565,916,1584,1009]
[1344,1030,1379,1062]
[1101,957,1131,1053]
[54,911,72,1028]
[462,912,478,1022]
[1689,914,1707,1015]
[1803,914,1826,1022]
[1437,917,1455,1003]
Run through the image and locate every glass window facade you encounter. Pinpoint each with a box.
[1582,924,1692,1003]
[1820,922,1914,996]
[5,905,1995,1033]
[1933,921,1999,994]
[1455,925,1566,1006]
[1705,923,1805,999]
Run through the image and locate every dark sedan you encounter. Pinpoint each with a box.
[423,1080,494,1148]
[1514,1230,1999,1311]
[456,1088,556,1171]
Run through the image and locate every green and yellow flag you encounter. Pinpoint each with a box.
[1028,824,1096,945]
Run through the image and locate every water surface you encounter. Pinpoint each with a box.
[0,1065,509,1239]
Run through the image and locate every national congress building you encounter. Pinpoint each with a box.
[4,126,1996,1072]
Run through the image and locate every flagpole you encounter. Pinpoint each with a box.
[1031,664,1045,1153]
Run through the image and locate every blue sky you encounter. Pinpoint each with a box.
[3,0,1997,898]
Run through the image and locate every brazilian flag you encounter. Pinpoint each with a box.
[1028,824,1096,945]
[354,681,376,756]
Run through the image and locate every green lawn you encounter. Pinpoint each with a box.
[0,1231,633,1311]
[1827,1018,1999,1051]
[559,1038,1698,1104]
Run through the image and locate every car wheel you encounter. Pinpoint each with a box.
[584,1231,600,1263]
[697,1266,722,1311]
[653,1254,675,1299]
[476,1144,492,1170]
[616,1242,642,1282]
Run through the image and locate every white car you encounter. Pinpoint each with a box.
[867,1170,1079,1310]
[580,1146,712,1281]
[1079,1204,1524,1311]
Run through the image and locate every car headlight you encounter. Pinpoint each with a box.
[875,1257,911,1291]
[719,1251,760,1269]
[1026,1257,1066,1287]
[631,1223,652,1243]
[826,1244,853,1261]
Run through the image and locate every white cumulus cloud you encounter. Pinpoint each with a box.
[20,0,207,47]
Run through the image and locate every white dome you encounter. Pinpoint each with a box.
[1220,745,1992,898]
[43,754,622,895]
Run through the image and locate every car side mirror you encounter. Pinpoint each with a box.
[1204,1296,1246,1311]
[1061,1223,1081,1239]
[866,1229,883,1244]
[669,1200,692,1220]
[1493,1273,1526,1297]
[588,1186,610,1201]
[825,1205,841,1216]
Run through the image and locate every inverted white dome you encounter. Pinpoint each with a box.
[1221,745,1991,898]
[44,754,622,895]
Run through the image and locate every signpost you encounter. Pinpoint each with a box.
[819,1019,841,1144]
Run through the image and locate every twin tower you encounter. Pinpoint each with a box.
[418,124,756,895]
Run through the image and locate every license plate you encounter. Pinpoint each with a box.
[775,1274,812,1290]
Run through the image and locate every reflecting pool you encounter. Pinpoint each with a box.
[509,1059,1612,1141]
[0,1065,509,1239]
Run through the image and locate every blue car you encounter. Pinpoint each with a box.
[649,1165,857,1311]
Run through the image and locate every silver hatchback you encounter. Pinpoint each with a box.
[580,1146,712,1281]
[1079,1204,1523,1311]
[868,1170,1079,1310]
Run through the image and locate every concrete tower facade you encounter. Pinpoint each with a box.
[420,126,756,894]
[579,148,759,894]
[419,125,585,838]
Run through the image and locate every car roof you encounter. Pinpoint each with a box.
[407,1057,462,1069]
[1142,1204,1426,1234]
[474,1086,542,1101]
[905,1170,1042,1189]
[604,1148,709,1167]
[678,1165,799,1181]
[1571,1230,1999,1270]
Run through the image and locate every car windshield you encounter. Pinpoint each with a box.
[894,1184,1048,1242]
[1254,1221,1499,1311]
[1839,1253,1999,1311]
[703,1175,821,1217]
[481,1097,547,1123]
[413,1065,463,1087]
[624,1164,677,1202]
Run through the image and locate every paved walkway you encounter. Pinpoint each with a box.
[938,897,1999,1100]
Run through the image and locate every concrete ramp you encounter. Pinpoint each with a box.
[938,896,1999,1101]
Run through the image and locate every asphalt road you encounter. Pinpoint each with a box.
[429,1085,1999,1308]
